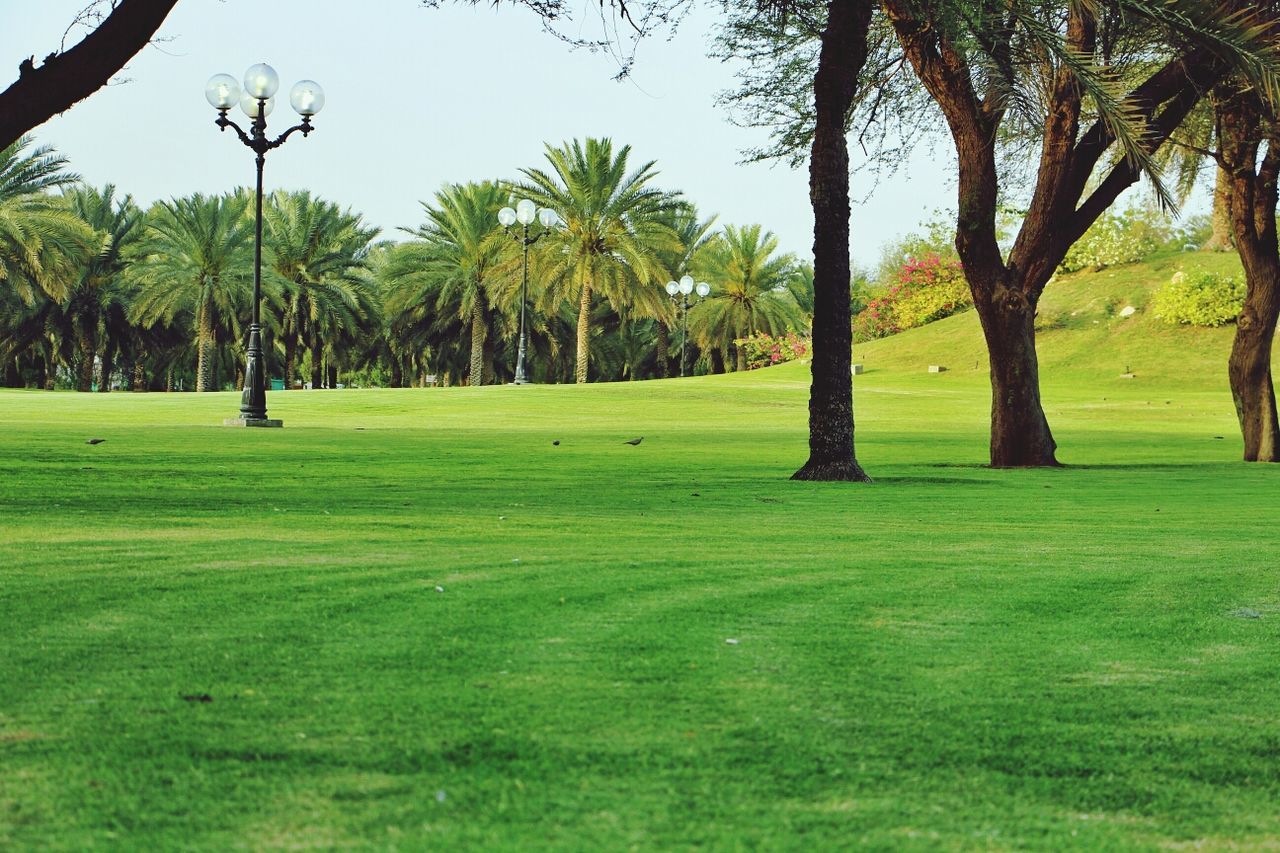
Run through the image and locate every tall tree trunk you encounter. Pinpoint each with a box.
[575,283,592,384]
[1220,83,1280,461]
[284,334,297,390]
[3,358,20,388]
[735,344,748,373]
[390,357,404,389]
[133,359,147,392]
[195,303,215,392]
[469,303,486,386]
[792,0,873,482]
[975,287,1060,467]
[327,362,338,390]
[43,353,56,390]
[656,322,670,378]
[77,321,96,392]
[711,348,725,374]
[1203,166,1235,251]
[310,332,322,390]
[98,340,114,392]
[1229,286,1280,461]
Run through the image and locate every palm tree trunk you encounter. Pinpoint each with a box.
[1203,166,1235,251]
[3,358,20,388]
[327,362,338,390]
[735,344,747,373]
[656,322,670,378]
[575,282,592,384]
[77,323,96,392]
[310,332,322,390]
[133,359,147,392]
[284,334,297,390]
[196,302,216,392]
[99,341,115,392]
[43,353,56,390]
[469,303,486,386]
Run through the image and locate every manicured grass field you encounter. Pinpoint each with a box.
[3,289,1279,848]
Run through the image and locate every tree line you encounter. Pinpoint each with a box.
[0,135,810,392]
[5,0,1280,473]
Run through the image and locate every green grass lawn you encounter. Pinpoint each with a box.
[3,266,1279,849]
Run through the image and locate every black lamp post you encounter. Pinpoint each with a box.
[205,64,325,427]
[663,275,711,377]
[498,199,559,385]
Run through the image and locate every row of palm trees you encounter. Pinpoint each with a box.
[1,135,811,391]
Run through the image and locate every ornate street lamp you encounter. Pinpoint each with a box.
[663,274,711,377]
[205,64,324,426]
[498,200,559,385]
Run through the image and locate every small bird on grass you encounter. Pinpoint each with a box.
[85,438,106,445]
[623,437,644,446]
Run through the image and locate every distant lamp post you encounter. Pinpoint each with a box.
[498,200,558,384]
[663,274,711,377]
[205,63,324,427]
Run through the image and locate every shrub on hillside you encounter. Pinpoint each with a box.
[736,332,810,369]
[1152,270,1245,327]
[1059,207,1170,272]
[853,254,971,341]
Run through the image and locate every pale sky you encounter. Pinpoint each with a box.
[6,1,1201,268]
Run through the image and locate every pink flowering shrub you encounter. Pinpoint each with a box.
[853,254,971,341]
[735,332,811,370]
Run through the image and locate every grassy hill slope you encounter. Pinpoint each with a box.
[851,250,1256,388]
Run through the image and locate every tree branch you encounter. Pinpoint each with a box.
[0,0,179,151]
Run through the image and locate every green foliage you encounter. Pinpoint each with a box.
[1152,269,1245,327]
[1059,206,1171,273]
[734,331,809,369]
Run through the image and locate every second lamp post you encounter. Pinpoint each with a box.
[205,63,324,426]
[498,199,558,385]
[664,275,711,378]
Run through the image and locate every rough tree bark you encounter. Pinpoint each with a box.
[575,283,591,384]
[656,322,670,378]
[1203,165,1235,251]
[98,338,114,392]
[0,0,180,151]
[76,320,96,392]
[195,302,215,392]
[133,359,147,392]
[1219,86,1280,462]
[792,0,874,482]
[469,302,487,386]
[885,1,1223,466]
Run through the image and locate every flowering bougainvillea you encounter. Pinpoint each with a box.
[735,331,811,370]
[852,254,971,341]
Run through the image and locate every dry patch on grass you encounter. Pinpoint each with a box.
[1067,660,1190,686]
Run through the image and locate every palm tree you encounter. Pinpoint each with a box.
[0,135,93,304]
[60,185,145,391]
[691,224,805,371]
[382,181,509,386]
[652,205,718,377]
[515,137,683,383]
[127,194,254,392]
[262,190,379,389]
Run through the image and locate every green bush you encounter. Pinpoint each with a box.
[1059,206,1170,272]
[1152,269,1245,327]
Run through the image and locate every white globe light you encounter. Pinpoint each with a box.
[538,207,558,228]
[289,80,325,116]
[498,207,517,227]
[240,93,275,119]
[205,73,240,110]
[678,275,694,295]
[515,199,537,226]
[665,281,679,296]
[243,63,279,99]
[695,282,711,297]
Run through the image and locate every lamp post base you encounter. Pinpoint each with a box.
[224,417,284,428]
